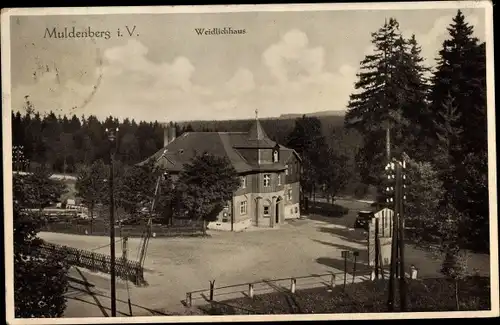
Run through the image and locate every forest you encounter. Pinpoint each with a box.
[11,108,357,173]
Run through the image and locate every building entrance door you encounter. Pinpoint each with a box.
[275,198,281,224]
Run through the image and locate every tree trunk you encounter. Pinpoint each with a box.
[455,280,460,311]
[90,203,94,234]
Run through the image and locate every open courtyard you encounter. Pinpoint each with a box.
[39,198,491,317]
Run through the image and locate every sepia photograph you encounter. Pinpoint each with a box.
[1,1,497,323]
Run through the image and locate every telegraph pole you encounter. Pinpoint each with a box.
[386,160,398,312]
[106,127,119,317]
[385,158,408,311]
[386,128,391,161]
[399,159,407,311]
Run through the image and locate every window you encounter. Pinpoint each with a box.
[295,207,298,213]
[240,201,247,215]
[263,174,271,187]
[241,176,246,189]
[222,212,229,222]
[277,173,282,186]
[263,205,270,216]
[287,189,292,201]
[285,165,289,175]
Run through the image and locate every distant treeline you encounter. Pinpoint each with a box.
[11,106,362,176]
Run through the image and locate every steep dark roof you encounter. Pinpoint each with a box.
[141,119,300,173]
[248,118,268,140]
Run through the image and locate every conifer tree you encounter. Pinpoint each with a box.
[433,93,463,200]
[429,10,488,251]
[429,10,486,156]
[399,35,432,160]
[345,18,429,188]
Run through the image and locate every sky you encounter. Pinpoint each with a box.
[8,6,486,123]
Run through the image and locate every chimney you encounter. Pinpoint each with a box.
[169,124,176,144]
[163,123,177,147]
[163,124,170,148]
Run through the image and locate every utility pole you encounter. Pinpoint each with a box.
[385,158,408,312]
[386,160,398,312]
[399,159,407,311]
[386,128,391,162]
[106,127,119,317]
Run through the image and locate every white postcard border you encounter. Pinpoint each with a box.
[2,1,497,324]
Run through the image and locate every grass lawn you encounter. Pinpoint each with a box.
[200,276,491,315]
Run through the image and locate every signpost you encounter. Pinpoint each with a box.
[341,250,350,290]
[352,251,359,284]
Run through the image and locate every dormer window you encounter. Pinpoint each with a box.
[285,165,289,175]
[277,173,282,186]
[273,143,280,163]
[241,176,246,189]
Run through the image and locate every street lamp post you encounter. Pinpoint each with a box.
[106,127,119,317]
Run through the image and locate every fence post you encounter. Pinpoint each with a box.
[410,265,418,279]
[186,292,192,307]
[91,252,96,272]
[330,274,336,289]
[209,280,215,301]
[290,278,296,294]
[248,283,254,299]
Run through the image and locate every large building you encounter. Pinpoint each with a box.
[145,116,302,231]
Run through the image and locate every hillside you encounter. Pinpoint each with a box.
[279,110,346,119]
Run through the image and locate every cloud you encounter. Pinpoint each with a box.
[263,29,326,83]
[13,71,97,115]
[12,40,212,121]
[225,68,255,95]
[12,32,355,122]
[259,29,356,115]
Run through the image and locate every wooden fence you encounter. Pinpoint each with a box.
[184,269,374,308]
[40,242,145,285]
[42,221,206,238]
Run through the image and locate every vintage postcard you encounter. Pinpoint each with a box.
[2,1,498,323]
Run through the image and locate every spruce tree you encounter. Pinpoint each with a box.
[429,10,488,251]
[433,93,463,201]
[345,18,429,188]
[345,18,403,186]
[399,35,432,160]
[286,115,328,198]
[429,10,486,156]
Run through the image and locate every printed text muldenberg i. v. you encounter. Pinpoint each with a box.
[43,26,141,40]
